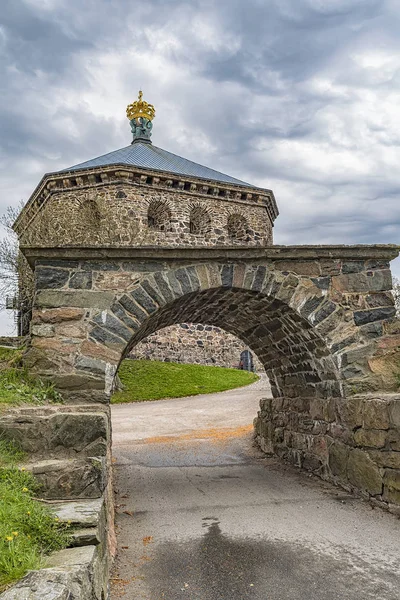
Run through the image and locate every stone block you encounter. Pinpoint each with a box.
[354,307,396,326]
[275,260,321,277]
[362,398,390,429]
[0,545,104,600]
[36,290,114,310]
[329,441,349,480]
[31,323,55,338]
[32,308,85,324]
[69,271,93,290]
[347,448,383,496]
[52,373,105,391]
[367,451,400,469]
[130,285,159,314]
[365,292,394,308]
[36,267,70,290]
[383,469,400,504]
[51,497,104,527]
[353,428,387,449]
[28,458,106,499]
[337,396,363,428]
[92,311,133,342]
[389,399,400,427]
[94,270,140,291]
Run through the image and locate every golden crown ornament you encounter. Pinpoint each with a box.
[126,91,156,122]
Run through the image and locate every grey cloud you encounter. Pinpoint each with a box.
[0,0,399,278]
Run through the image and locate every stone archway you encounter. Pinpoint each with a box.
[23,244,400,501]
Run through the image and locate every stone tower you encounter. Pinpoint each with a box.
[13,91,279,336]
[14,91,278,251]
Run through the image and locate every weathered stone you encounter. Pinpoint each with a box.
[36,290,114,310]
[23,347,58,371]
[70,527,100,547]
[336,396,363,428]
[28,458,106,499]
[333,270,392,293]
[92,311,133,342]
[367,451,400,469]
[329,441,349,480]
[51,497,104,526]
[94,270,140,291]
[81,340,120,363]
[130,286,158,314]
[362,398,391,429]
[31,323,55,338]
[89,325,126,348]
[76,355,108,375]
[36,267,70,290]
[69,271,92,290]
[353,428,387,448]
[31,307,85,324]
[51,373,104,391]
[383,469,400,504]
[347,448,383,495]
[365,292,394,308]
[275,261,321,277]
[55,322,86,338]
[0,545,104,600]
[354,307,396,326]
[119,293,148,321]
[342,261,365,274]
[389,399,400,427]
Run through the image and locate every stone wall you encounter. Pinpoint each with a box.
[17,184,273,249]
[255,393,400,514]
[0,404,114,600]
[130,322,263,370]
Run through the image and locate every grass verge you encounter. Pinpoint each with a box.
[0,440,70,591]
[112,359,259,403]
[0,347,62,408]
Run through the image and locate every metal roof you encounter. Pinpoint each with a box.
[60,141,252,187]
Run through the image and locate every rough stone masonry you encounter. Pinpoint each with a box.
[3,92,400,598]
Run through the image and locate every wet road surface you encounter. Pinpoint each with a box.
[110,380,400,600]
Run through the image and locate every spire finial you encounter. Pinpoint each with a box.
[126,91,155,144]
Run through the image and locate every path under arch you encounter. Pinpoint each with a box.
[110,379,400,600]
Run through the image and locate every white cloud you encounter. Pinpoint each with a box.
[1,0,400,333]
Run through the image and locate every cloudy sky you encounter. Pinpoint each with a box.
[1,0,400,333]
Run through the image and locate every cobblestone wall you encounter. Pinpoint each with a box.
[130,323,263,370]
[255,393,400,514]
[18,185,273,248]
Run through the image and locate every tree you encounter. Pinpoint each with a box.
[0,201,31,335]
[392,276,400,316]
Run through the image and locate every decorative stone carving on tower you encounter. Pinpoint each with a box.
[126,90,156,143]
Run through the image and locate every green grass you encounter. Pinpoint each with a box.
[0,348,62,408]
[0,441,70,591]
[112,359,259,403]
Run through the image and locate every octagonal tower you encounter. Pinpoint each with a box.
[13,92,279,333]
[14,91,278,249]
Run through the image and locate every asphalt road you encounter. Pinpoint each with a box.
[110,378,400,600]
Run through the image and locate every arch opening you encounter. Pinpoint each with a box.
[112,286,340,402]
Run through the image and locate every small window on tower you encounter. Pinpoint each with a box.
[147,200,171,231]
